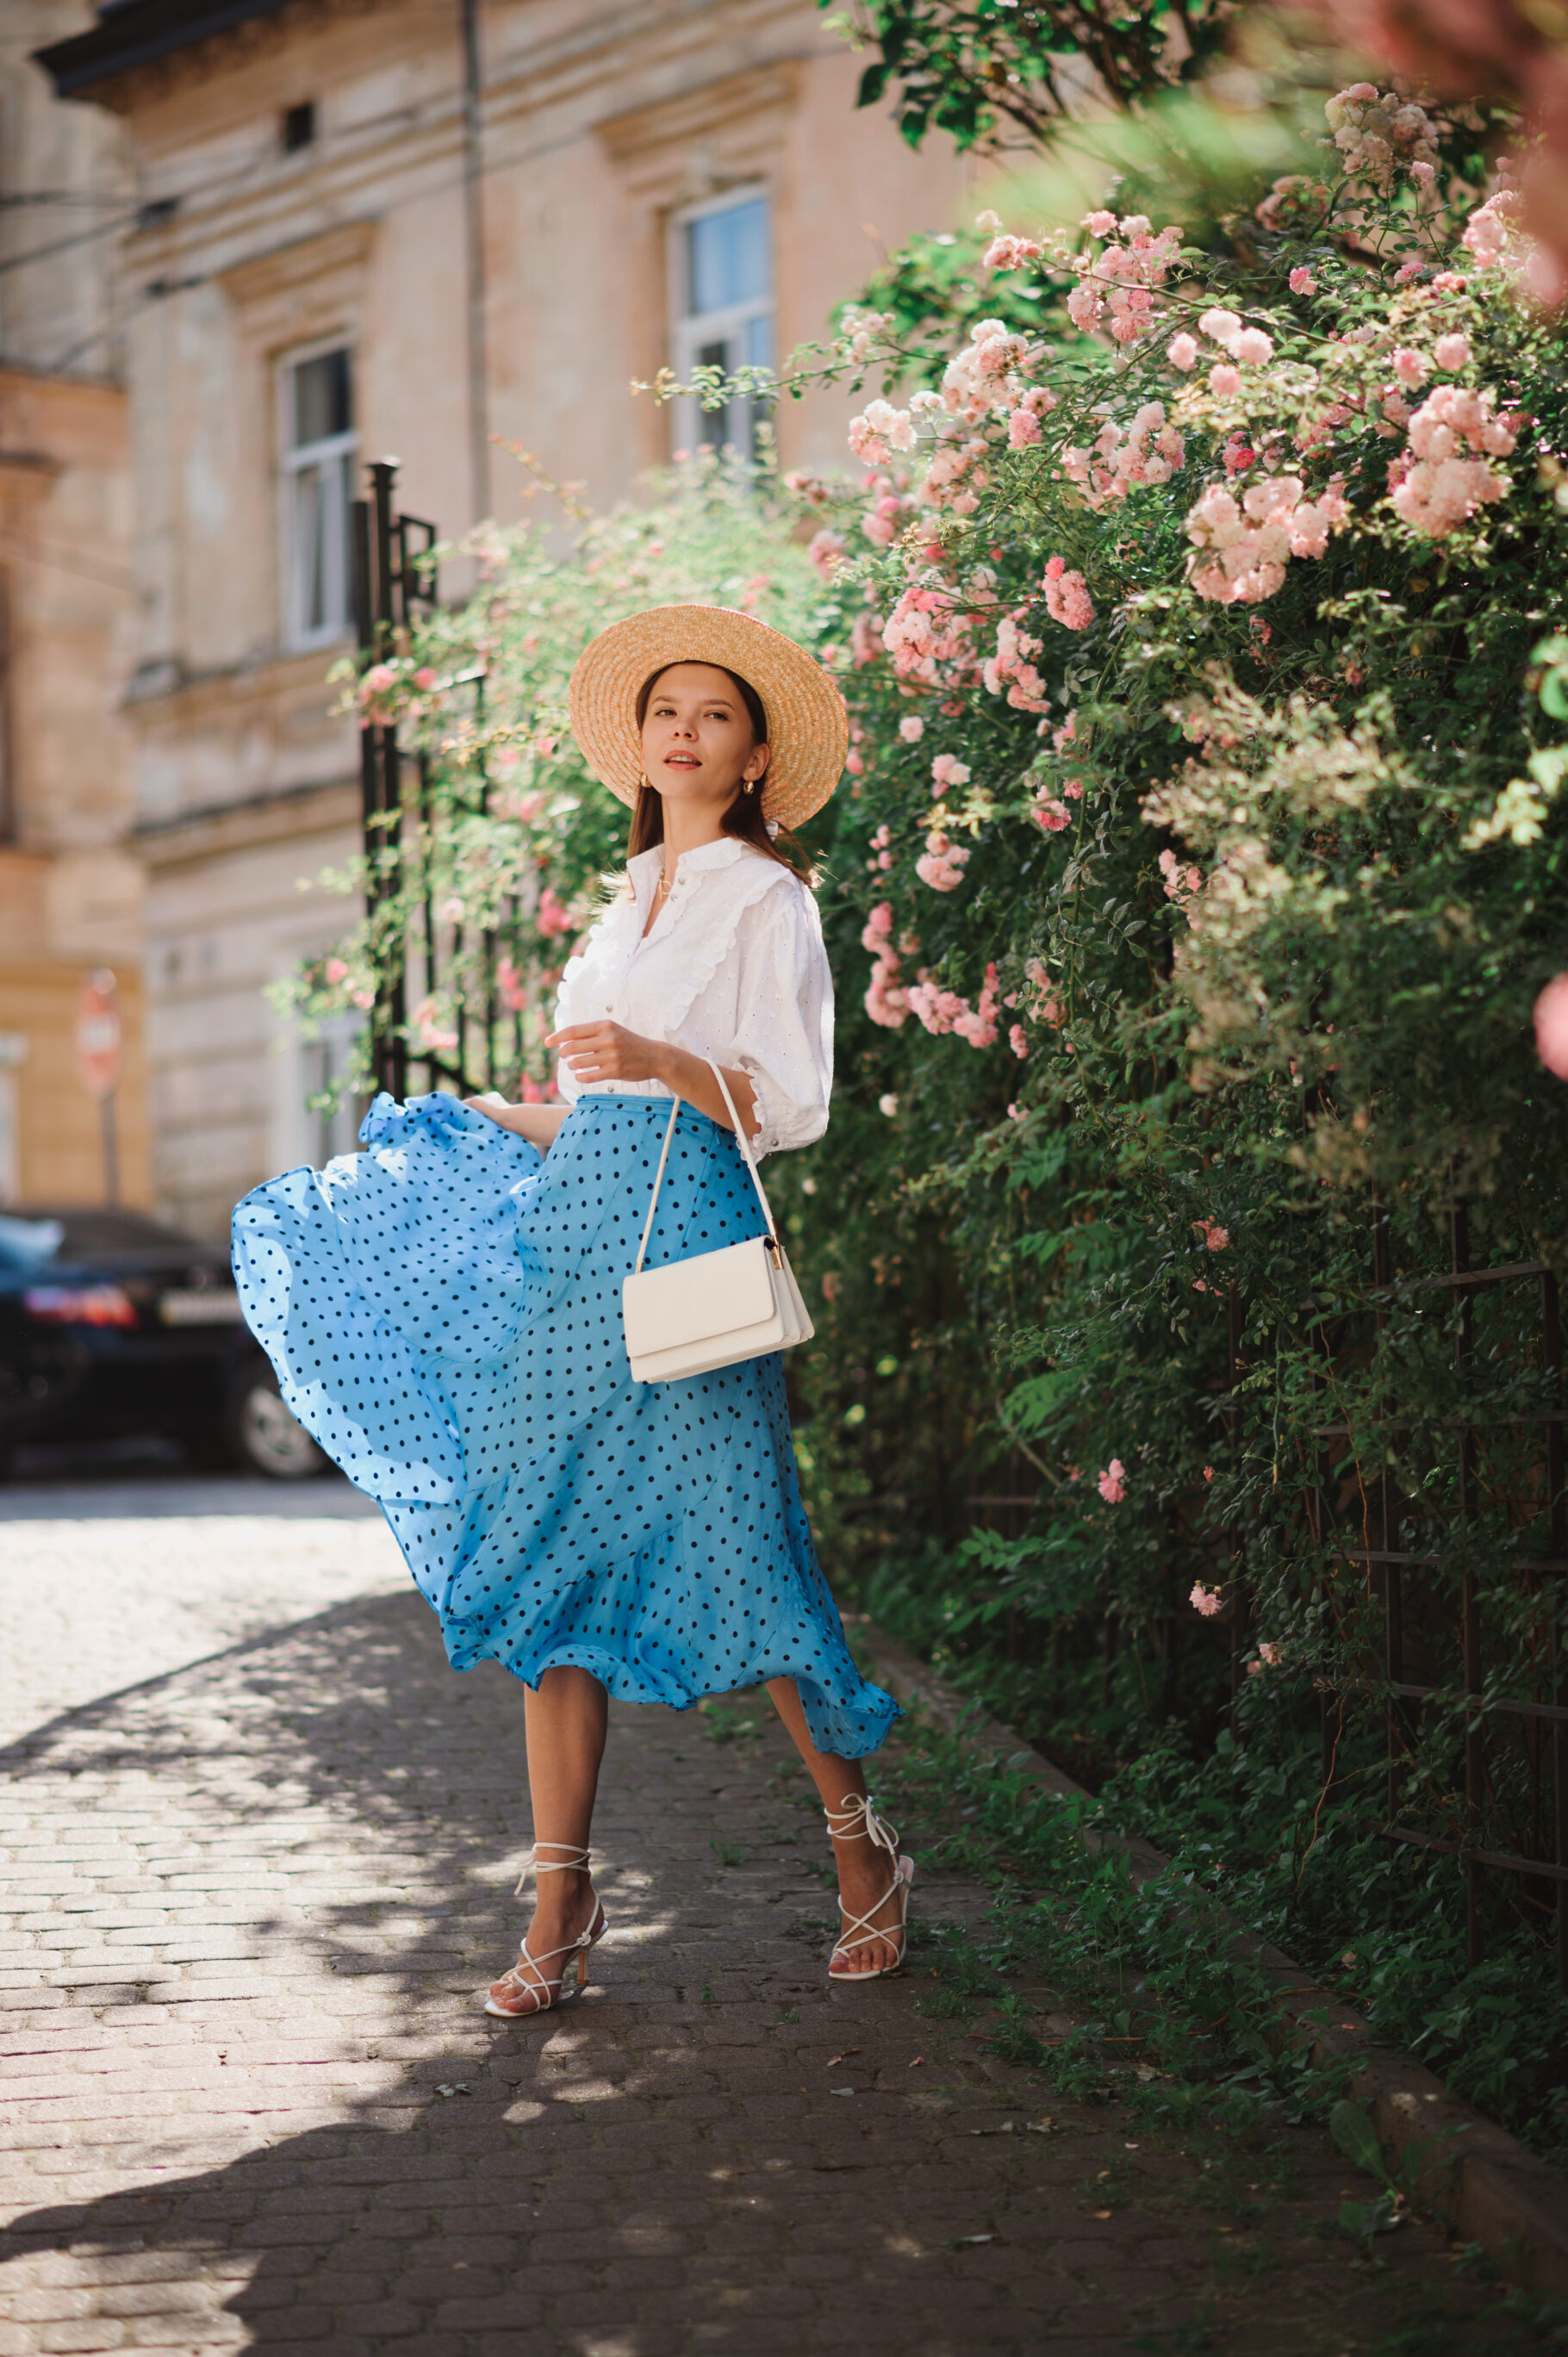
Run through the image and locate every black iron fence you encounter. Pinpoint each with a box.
[1325,1210,1568,1992]
[351,459,528,1104]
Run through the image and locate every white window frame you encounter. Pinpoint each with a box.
[669,186,775,463]
[277,337,357,651]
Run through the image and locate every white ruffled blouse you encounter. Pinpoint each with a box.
[551,836,834,1159]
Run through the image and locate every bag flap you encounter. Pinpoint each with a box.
[623,1237,779,1358]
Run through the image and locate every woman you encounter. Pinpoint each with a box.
[233,604,907,2021]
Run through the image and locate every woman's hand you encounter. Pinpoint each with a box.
[545,1023,668,1087]
[544,1027,758,1140]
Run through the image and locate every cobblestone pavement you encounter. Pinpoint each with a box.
[0,1483,1538,2354]
[0,1477,396,1747]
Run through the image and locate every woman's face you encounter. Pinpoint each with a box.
[640,663,769,818]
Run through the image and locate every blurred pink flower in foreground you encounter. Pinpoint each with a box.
[1534,973,1568,1078]
[1190,1583,1223,1617]
[1098,1458,1127,1503]
[1308,0,1568,300]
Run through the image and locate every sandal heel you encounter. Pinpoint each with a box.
[483,1840,607,2020]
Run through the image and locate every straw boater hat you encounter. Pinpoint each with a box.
[568,604,849,833]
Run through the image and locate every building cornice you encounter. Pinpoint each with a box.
[134,774,359,869]
[125,638,353,715]
[34,0,294,101]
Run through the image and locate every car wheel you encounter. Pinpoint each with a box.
[227,1360,328,1480]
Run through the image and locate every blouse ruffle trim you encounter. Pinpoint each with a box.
[657,859,798,1042]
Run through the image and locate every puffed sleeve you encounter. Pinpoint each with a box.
[729,880,834,1158]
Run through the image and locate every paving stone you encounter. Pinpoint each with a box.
[0,1483,1537,2354]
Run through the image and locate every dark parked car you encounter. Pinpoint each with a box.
[0,1205,326,1479]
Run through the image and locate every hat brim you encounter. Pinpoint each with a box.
[568,605,849,832]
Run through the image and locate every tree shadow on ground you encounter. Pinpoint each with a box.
[0,1589,1008,2355]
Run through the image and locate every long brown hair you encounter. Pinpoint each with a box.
[629,663,812,881]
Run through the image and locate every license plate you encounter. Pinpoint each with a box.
[159,1288,244,1326]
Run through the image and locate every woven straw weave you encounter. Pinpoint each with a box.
[568,603,849,832]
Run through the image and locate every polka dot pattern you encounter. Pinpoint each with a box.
[232,1091,898,1759]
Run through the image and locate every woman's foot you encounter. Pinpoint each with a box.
[485,1850,605,2018]
[824,1797,913,1981]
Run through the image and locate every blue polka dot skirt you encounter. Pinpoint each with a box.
[231,1091,899,1758]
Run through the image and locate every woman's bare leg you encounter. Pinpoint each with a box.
[767,1677,903,1975]
[492,1665,608,2011]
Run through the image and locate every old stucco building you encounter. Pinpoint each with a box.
[0,1,145,1207]
[38,0,969,1239]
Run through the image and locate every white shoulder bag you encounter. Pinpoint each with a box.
[622,1061,815,1384]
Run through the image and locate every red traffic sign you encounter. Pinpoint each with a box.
[76,969,122,1100]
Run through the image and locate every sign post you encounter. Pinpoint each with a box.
[75,968,122,1205]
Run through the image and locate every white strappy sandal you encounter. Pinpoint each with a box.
[824,1795,914,1981]
[483,1840,607,2019]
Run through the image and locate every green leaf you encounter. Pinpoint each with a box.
[1328,2099,1390,2186]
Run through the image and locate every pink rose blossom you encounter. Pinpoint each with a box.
[324,956,348,986]
[1082,209,1117,236]
[1190,1583,1223,1618]
[413,996,459,1053]
[930,753,971,792]
[1391,384,1516,538]
[1042,556,1094,631]
[1193,1218,1229,1251]
[899,714,925,743]
[1098,1459,1127,1504]
[1167,332,1198,370]
[1210,363,1242,398]
[1233,327,1274,366]
[413,667,437,690]
[1198,308,1242,345]
[1434,333,1472,371]
[1009,1023,1029,1060]
[1159,848,1203,899]
[806,528,847,580]
[1008,407,1042,448]
[915,833,971,892]
[1203,1465,1215,1482]
[1391,346,1428,389]
[537,887,574,938]
[1031,796,1071,833]
[1534,974,1568,1079]
[1289,266,1316,294]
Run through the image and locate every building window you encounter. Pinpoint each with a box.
[282,101,316,153]
[280,344,355,649]
[670,190,773,463]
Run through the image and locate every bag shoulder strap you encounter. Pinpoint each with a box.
[633,1098,683,1277]
[703,1060,780,1241]
[631,1061,781,1278]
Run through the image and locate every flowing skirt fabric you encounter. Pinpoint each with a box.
[231,1091,897,1758]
